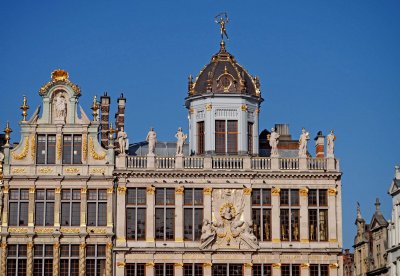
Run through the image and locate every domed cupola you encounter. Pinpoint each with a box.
[185,20,264,156]
[188,41,261,97]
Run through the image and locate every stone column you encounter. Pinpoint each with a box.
[203,263,212,276]
[54,187,61,228]
[329,264,338,276]
[146,186,155,243]
[175,263,183,276]
[2,187,9,227]
[80,188,87,228]
[203,188,212,222]
[253,108,260,155]
[299,188,309,244]
[53,242,60,276]
[238,104,248,155]
[0,242,7,276]
[175,187,184,244]
[28,187,35,228]
[116,185,127,247]
[272,264,281,276]
[204,103,213,154]
[271,188,281,247]
[106,241,112,276]
[300,264,310,276]
[146,262,155,276]
[244,263,252,276]
[243,188,252,222]
[328,188,337,244]
[79,242,86,276]
[107,188,113,228]
[115,254,125,276]
[27,241,33,276]
[396,262,400,276]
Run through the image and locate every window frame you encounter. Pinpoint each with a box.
[62,134,82,165]
[6,244,27,276]
[85,244,106,276]
[308,189,329,242]
[154,263,174,276]
[183,188,204,241]
[280,189,300,242]
[197,121,205,155]
[125,263,146,276]
[60,244,79,276]
[36,134,56,165]
[155,188,175,241]
[87,189,107,227]
[9,189,29,226]
[35,189,55,227]
[60,189,81,227]
[252,188,272,241]
[215,120,238,155]
[126,188,147,241]
[33,244,53,276]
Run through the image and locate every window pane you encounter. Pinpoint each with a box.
[291,190,299,205]
[71,203,80,226]
[98,190,107,200]
[193,189,203,205]
[319,190,328,206]
[197,121,205,155]
[35,202,44,226]
[194,209,203,240]
[319,210,328,241]
[291,209,300,241]
[212,264,227,276]
[9,202,18,226]
[88,190,97,200]
[87,203,96,226]
[62,135,72,164]
[263,209,271,241]
[155,209,164,240]
[252,209,261,240]
[47,190,55,200]
[137,208,146,240]
[19,202,29,226]
[280,189,289,205]
[227,120,238,154]
[72,190,81,200]
[73,135,82,164]
[61,190,71,200]
[127,188,136,204]
[229,264,243,276]
[184,189,193,205]
[37,135,46,164]
[126,208,136,239]
[61,203,70,226]
[166,209,175,240]
[137,188,146,205]
[46,203,54,226]
[47,135,56,164]
[309,210,318,241]
[36,189,45,200]
[155,189,164,205]
[308,189,317,206]
[98,203,107,226]
[184,209,193,241]
[262,189,271,205]
[215,120,226,154]
[280,209,289,241]
[166,189,175,205]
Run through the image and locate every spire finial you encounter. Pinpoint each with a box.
[357,201,362,220]
[20,95,29,122]
[214,12,229,42]
[91,95,99,121]
[375,198,381,211]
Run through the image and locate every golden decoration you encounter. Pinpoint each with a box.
[106,243,113,250]
[189,107,194,114]
[65,167,80,173]
[271,187,281,196]
[272,238,281,243]
[116,237,126,243]
[243,187,252,195]
[1,242,7,249]
[241,104,248,112]
[146,186,155,195]
[56,136,62,161]
[79,243,86,250]
[39,69,80,96]
[81,188,87,194]
[244,263,253,268]
[53,243,60,250]
[11,137,29,160]
[272,263,281,269]
[107,188,113,194]
[117,186,127,194]
[27,242,34,250]
[38,167,53,174]
[145,238,155,242]
[11,168,26,173]
[145,262,155,268]
[329,263,339,269]
[89,137,106,160]
[203,187,212,195]
[20,96,29,122]
[3,187,9,194]
[87,227,107,234]
[91,96,100,121]
[299,188,309,197]
[4,121,12,145]
[328,188,337,196]
[329,238,338,243]
[174,263,184,268]
[255,108,260,114]
[29,187,35,194]
[30,136,35,160]
[8,227,28,234]
[219,202,236,220]
[60,227,80,234]
[203,263,212,268]
[35,228,54,234]
[117,262,126,268]
[175,237,184,243]
[55,187,61,194]
[90,168,105,174]
[82,136,87,161]
[300,263,310,269]
[175,186,184,195]
[300,239,309,243]
[206,103,212,111]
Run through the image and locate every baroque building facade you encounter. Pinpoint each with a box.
[387,166,400,275]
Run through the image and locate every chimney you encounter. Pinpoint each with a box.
[115,93,126,151]
[274,124,291,141]
[100,92,110,148]
[314,131,325,158]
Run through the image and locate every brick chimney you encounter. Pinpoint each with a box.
[100,92,110,148]
[115,93,126,151]
[314,131,325,158]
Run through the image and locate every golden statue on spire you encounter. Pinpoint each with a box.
[215,12,229,41]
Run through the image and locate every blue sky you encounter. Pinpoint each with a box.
[1,0,399,249]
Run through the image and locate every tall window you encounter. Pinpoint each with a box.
[33,244,53,276]
[197,122,205,155]
[9,189,29,226]
[252,189,272,241]
[308,189,328,241]
[60,244,79,276]
[280,189,300,241]
[212,264,243,276]
[155,188,175,241]
[281,264,300,276]
[248,122,253,155]
[253,264,272,276]
[126,263,145,276]
[183,263,203,276]
[7,245,27,275]
[310,264,329,276]
[36,134,56,164]
[126,188,146,240]
[184,188,203,241]
[155,263,174,276]
[62,134,82,164]
[87,189,107,227]
[35,189,55,226]
[86,245,106,276]
[61,189,81,226]
[215,120,238,154]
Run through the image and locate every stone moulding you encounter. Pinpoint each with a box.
[11,137,29,160]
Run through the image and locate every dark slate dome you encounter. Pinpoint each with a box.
[188,41,261,97]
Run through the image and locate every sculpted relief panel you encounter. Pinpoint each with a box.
[200,189,258,250]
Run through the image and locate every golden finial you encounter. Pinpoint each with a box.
[214,12,229,42]
[20,96,29,122]
[188,74,194,95]
[90,96,99,121]
[4,122,12,145]
[51,69,69,81]
[109,123,116,146]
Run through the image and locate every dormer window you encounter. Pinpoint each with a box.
[215,120,238,155]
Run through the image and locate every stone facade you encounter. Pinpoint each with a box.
[387,166,400,275]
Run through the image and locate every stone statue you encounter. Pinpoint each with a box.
[327,130,336,157]
[240,221,258,248]
[55,94,67,120]
[117,127,128,155]
[200,219,216,249]
[146,128,157,155]
[298,128,309,157]
[269,127,280,157]
[175,127,187,156]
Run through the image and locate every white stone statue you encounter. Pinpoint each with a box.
[175,127,187,156]
[298,128,310,157]
[117,127,128,155]
[146,128,157,155]
[200,219,216,249]
[326,130,336,158]
[55,94,67,120]
[269,127,280,157]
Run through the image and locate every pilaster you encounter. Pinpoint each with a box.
[328,188,337,244]
[244,263,252,276]
[106,242,112,276]
[204,103,213,154]
[107,188,113,228]
[272,263,281,276]
[54,187,61,227]
[175,187,184,244]
[203,188,212,222]
[28,187,35,228]
[253,108,259,155]
[79,242,86,276]
[203,263,212,276]
[116,185,127,247]
[271,188,280,247]
[299,188,309,244]
[243,188,252,222]
[300,264,310,276]
[80,188,87,228]
[0,242,6,276]
[146,186,155,243]
[175,263,183,276]
[238,104,248,154]
[115,254,125,276]
[329,264,339,276]
[146,262,155,276]
[53,242,60,276]
[27,241,33,276]
[2,187,9,227]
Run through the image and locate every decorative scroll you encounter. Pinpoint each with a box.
[89,137,106,160]
[56,136,62,161]
[11,137,29,160]
[82,135,87,161]
[30,136,35,161]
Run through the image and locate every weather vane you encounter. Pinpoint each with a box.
[214,12,229,41]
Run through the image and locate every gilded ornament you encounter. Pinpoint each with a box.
[219,202,237,220]
[203,263,212,268]
[107,188,113,194]
[174,263,184,268]
[87,227,107,234]
[39,167,53,174]
[329,263,339,269]
[145,238,155,242]
[3,121,12,145]
[272,238,281,243]
[145,262,155,268]
[116,237,126,243]
[81,188,87,194]
[8,227,28,234]
[272,263,281,269]
[35,228,54,234]
[175,186,184,195]
[117,186,127,194]
[90,168,105,174]
[300,239,309,243]
[146,186,155,195]
[89,137,106,160]
[299,188,309,197]
[1,242,7,249]
[56,136,62,161]
[65,167,80,173]
[203,187,212,195]
[11,168,26,173]
[241,104,248,112]
[117,262,126,268]
[255,108,260,114]
[189,107,194,114]
[53,243,60,250]
[60,227,80,234]
[329,238,338,243]
[39,69,81,96]
[206,103,212,111]
[82,136,87,161]
[20,96,29,122]
[244,263,253,268]
[27,242,33,250]
[30,136,35,160]
[271,187,281,196]
[106,243,113,250]
[328,188,337,196]
[79,243,86,250]
[243,187,252,195]
[29,187,35,194]
[175,237,184,243]
[11,137,29,160]
[300,263,310,269]
[55,187,61,194]
[3,187,9,194]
